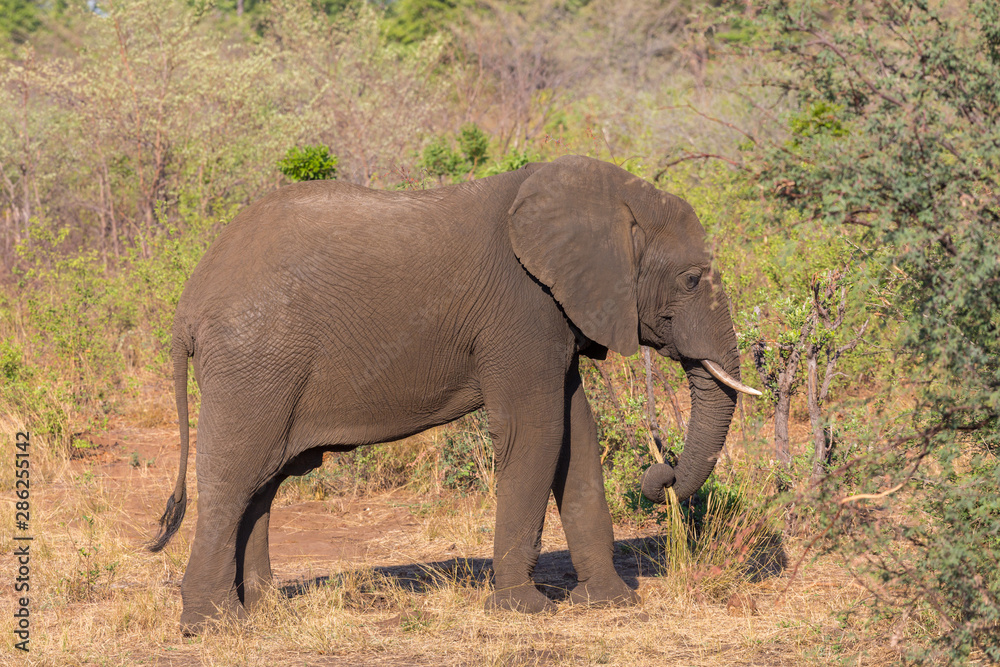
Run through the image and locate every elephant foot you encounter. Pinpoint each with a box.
[180,617,208,638]
[243,576,275,613]
[569,575,639,608]
[179,597,247,636]
[485,583,556,614]
[179,607,214,637]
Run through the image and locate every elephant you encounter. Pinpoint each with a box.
[148,154,760,633]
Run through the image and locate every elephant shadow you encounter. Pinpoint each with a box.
[278,534,787,604]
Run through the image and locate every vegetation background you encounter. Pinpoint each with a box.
[1,0,997,664]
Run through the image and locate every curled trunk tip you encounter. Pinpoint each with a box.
[640,463,675,504]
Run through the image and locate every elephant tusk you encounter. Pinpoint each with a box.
[701,359,762,396]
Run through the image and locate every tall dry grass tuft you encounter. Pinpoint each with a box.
[658,488,690,573]
[653,472,784,602]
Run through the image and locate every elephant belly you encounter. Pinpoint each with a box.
[285,356,484,450]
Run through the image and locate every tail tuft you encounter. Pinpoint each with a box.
[147,491,187,553]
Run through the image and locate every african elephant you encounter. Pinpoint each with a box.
[149,155,759,632]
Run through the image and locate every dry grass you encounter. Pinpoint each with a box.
[0,418,911,666]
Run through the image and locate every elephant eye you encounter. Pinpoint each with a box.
[685,273,701,290]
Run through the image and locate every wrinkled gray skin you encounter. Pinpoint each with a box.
[150,155,742,633]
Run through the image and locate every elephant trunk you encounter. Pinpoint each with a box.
[641,349,739,503]
[671,357,738,500]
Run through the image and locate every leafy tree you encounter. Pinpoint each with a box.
[0,0,41,45]
[277,145,338,182]
[739,0,1000,661]
[383,0,472,44]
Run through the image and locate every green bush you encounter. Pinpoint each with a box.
[738,0,1000,659]
[0,337,24,384]
[439,411,492,493]
[482,148,534,176]
[0,0,41,47]
[383,0,473,44]
[420,122,492,182]
[604,439,658,524]
[457,123,489,169]
[277,145,339,182]
[420,136,465,179]
[439,432,479,490]
[1,209,212,450]
[0,338,70,453]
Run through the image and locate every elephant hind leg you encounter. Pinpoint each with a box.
[180,486,252,634]
[180,442,293,633]
[235,448,327,612]
[179,372,304,633]
[235,474,287,612]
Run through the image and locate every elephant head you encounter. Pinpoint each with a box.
[508,155,759,503]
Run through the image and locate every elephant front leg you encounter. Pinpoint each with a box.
[483,390,564,614]
[552,365,638,607]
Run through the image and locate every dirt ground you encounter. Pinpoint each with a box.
[62,426,691,605]
[1,425,894,666]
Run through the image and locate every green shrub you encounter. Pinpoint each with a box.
[0,337,24,384]
[457,122,489,169]
[0,0,41,47]
[277,145,339,182]
[383,0,473,44]
[439,411,493,493]
[420,136,465,179]
[738,0,1000,659]
[1,209,212,453]
[604,440,656,524]
[482,148,534,176]
[420,123,492,182]
[0,338,70,454]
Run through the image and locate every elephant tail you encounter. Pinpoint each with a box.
[148,332,192,553]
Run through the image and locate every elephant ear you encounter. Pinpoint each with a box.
[508,155,641,357]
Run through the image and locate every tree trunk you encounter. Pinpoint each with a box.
[771,313,814,470]
[806,350,829,482]
[773,389,793,467]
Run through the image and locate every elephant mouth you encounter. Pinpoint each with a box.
[647,336,679,361]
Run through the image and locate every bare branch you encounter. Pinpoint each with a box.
[652,364,686,432]
[838,481,908,505]
[591,359,642,465]
[654,152,745,181]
